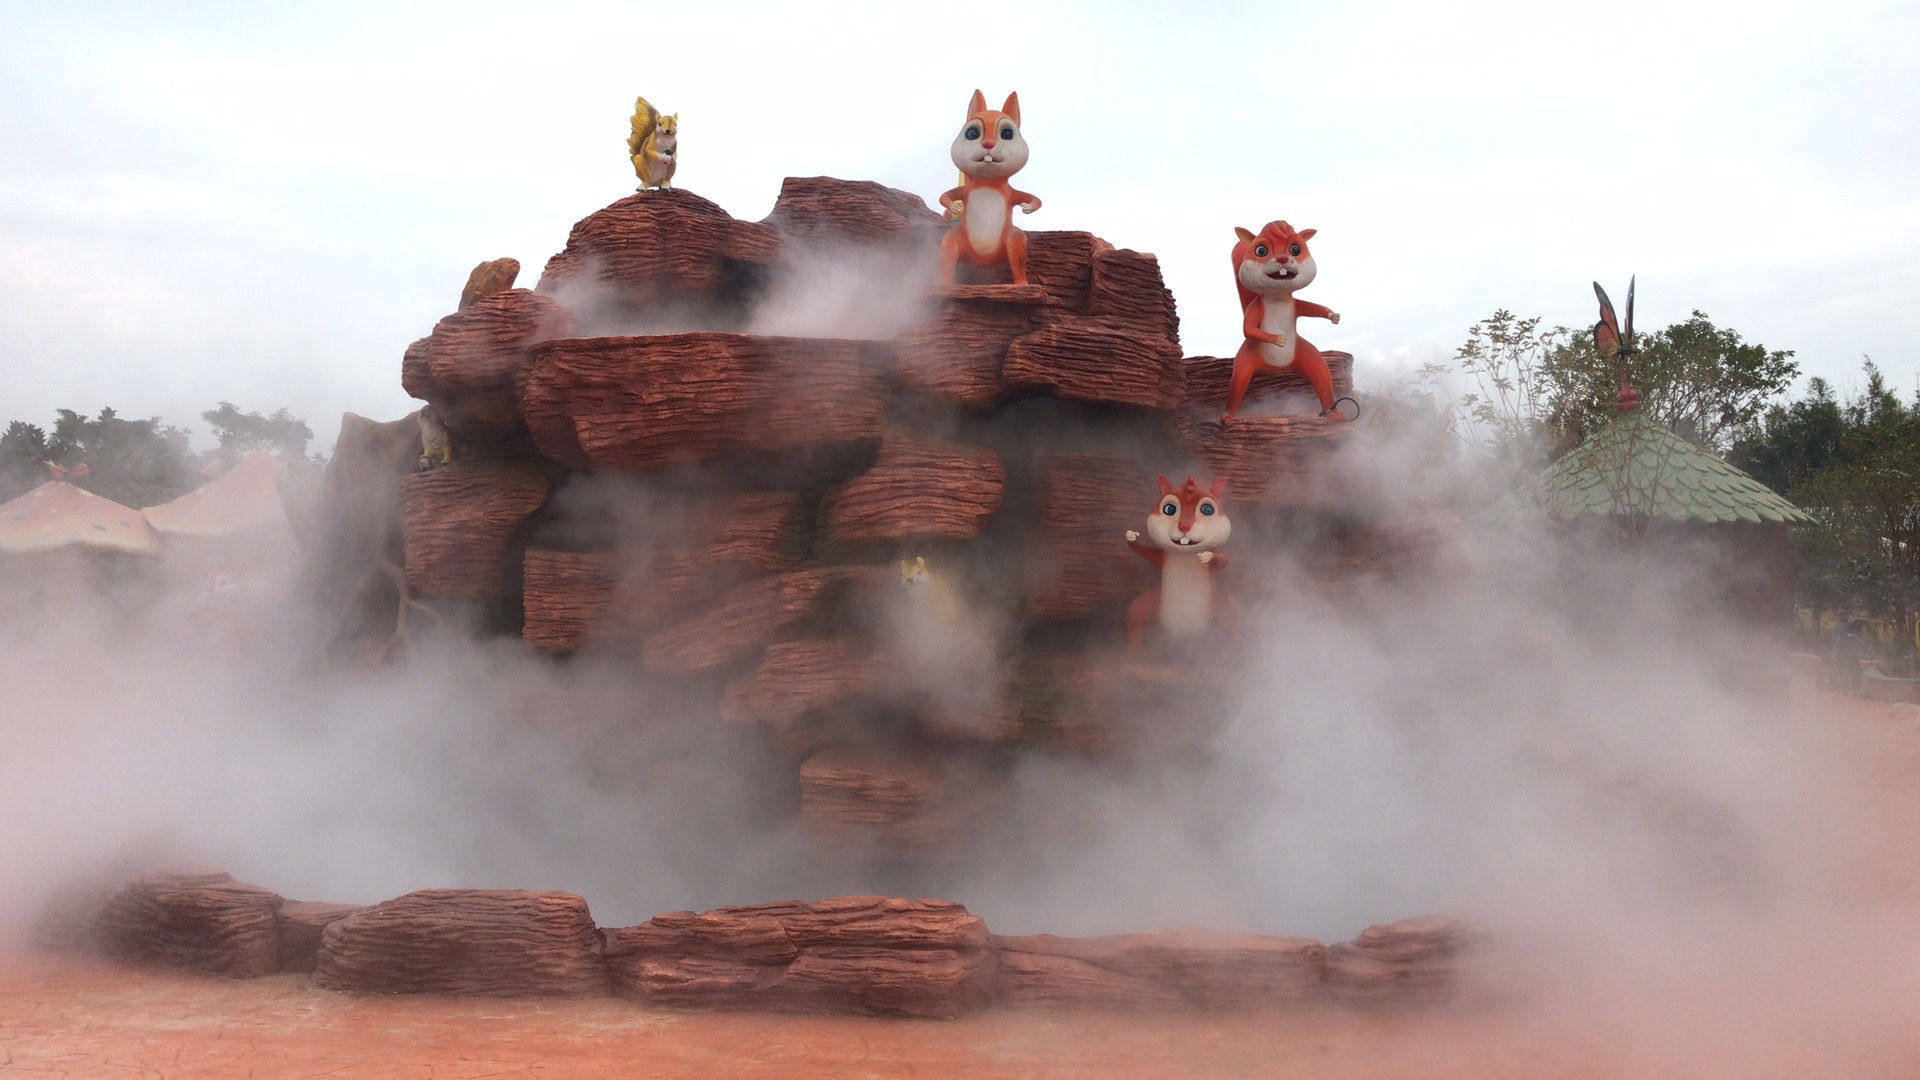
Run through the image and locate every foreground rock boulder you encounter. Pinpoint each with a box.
[312,889,609,997]
[605,896,996,1018]
[83,866,284,979]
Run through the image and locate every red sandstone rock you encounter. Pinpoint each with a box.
[894,298,1034,408]
[400,459,549,598]
[1024,451,1159,620]
[720,637,886,726]
[991,943,1193,1011]
[1324,915,1469,1004]
[311,889,608,998]
[1182,351,1355,413]
[762,176,944,248]
[1043,652,1231,757]
[796,750,986,855]
[818,436,1005,550]
[536,189,781,307]
[518,334,887,472]
[278,901,364,974]
[521,549,616,652]
[1024,231,1111,315]
[401,289,575,429]
[1002,319,1185,410]
[641,569,853,677]
[1087,248,1181,348]
[605,896,995,1018]
[1176,414,1353,508]
[994,930,1326,1009]
[458,257,522,312]
[84,867,284,979]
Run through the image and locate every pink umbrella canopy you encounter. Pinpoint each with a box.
[0,481,161,556]
[141,451,290,539]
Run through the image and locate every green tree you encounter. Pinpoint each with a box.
[200,402,317,464]
[0,421,52,502]
[44,407,197,508]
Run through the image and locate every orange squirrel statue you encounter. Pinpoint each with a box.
[1125,476,1233,651]
[1223,221,1344,423]
[937,90,1041,285]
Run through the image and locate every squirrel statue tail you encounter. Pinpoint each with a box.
[628,96,659,160]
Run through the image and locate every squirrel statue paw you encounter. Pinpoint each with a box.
[1197,551,1214,564]
[1125,530,1140,543]
[1329,312,1342,325]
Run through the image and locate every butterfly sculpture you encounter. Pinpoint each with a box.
[1594,276,1639,409]
[1593,276,1636,360]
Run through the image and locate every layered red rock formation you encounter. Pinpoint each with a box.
[84,867,283,979]
[518,334,887,472]
[796,750,987,855]
[536,189,781,307]
[402,289,574,429]
[278,901,364,974]
[47,864,1471,1013]
[311,889,609,998]
[762,176,945,248]
[994,929,1326,1010]
[458,256,521,312]
[819,436,1005,551]
[1002,321,1184,411]
[1025,451,1160,620]
[521,548,616,652]
[893,296,1036,408]
[400,459,550,598]
[721,637,887,728]
[1178,414,1355,508]
[605,896,996,1019]
[640,568,852,677]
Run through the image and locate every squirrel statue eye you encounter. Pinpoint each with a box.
[1289,243,1302,256]
[1000,124,1015,140]
[1253,244,1268,258]
[965,124,982,140]
[1200,504,1215,516]
[1162,503,1178,516]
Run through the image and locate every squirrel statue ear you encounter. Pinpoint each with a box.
[899,560,911,574]
[968,89,987,116]
[1298,228,1316,241]
[915,556,928,571]
[1210,478,1229,499]
[1001,92,1021,125]
[1157,475,1175,496]
[1234,226,1256,243]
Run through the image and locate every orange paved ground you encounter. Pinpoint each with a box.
[3,684,1918,1079]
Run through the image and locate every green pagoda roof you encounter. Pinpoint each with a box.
[1526,411,1811,525]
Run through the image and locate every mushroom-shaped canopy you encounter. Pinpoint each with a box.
[141,451,290,538]
[0,481,162,555]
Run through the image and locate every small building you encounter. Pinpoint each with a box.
[1513,400,1811,629]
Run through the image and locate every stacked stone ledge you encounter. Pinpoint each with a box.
[45,866,1472,1016]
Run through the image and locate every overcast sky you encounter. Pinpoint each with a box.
[3,1,1916,449]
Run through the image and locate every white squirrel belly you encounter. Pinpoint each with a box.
[1257,298,1299,368]
[965,188,1008,256]
[1159,555,1213,639]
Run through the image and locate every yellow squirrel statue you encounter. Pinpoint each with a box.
[628,96,678,191]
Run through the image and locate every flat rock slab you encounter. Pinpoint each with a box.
[312,889,609,998]
[85,867,284,979]
[606,896,995,1019]
[994,929,1326,1009]
[1003,319,1185,411]
[518,333,888,472]
[763,176,944,248]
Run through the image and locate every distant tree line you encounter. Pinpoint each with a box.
[0,403,319,506]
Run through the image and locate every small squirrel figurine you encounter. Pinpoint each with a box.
[899,555,963,624]
[1223,221,1343,423]
[628,96,678,191]
[416,405,452,470]
[1125,476,1232,651]
[937,90,1041,285]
